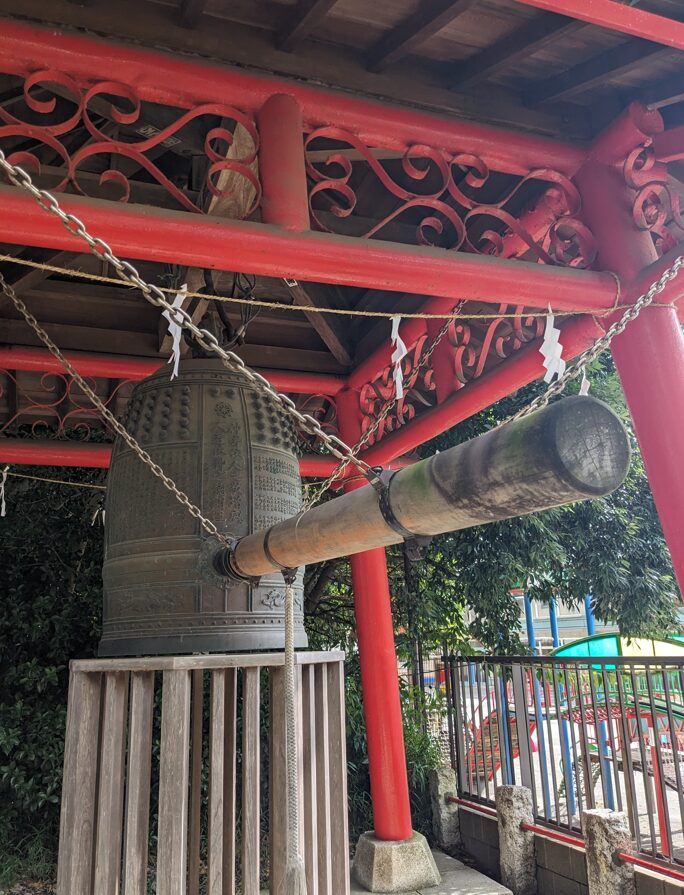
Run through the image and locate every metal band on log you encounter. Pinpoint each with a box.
[225,396,630,579]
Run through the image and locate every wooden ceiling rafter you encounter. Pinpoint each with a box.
[448,12,583,90]
[283,279,353,367]
[643,76,684,111]
[178,0,208,29]
[277,0,340,52]
[366,0,479,73]
[3,249,80,293]
[525,36,675,106]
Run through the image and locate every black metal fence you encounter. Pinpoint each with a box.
[442,655,684,870]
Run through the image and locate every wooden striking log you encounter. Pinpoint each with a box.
[223,396,630,579]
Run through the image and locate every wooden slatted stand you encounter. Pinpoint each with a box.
[56,651,350,895]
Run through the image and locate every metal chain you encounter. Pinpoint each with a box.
[500,254,684,427]
[0,271,231,545]
[304,305,463,505]
[0,149,374,483]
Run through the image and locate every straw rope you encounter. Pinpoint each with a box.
[2,469,106,489]
[3,252,671,321]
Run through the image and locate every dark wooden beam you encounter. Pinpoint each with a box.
[367,0,478,73]
[1,318,347,372]
[178,0,207,29]
[4,250,78,292]
[643,72,684,109]
[525,38,674,105]
[277,0,339,52]
[448,12,583,90]
[283,280,353,367]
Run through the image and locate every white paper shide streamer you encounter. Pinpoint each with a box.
[0,465,8,517]
[162,284,188,380]
[390,316,408,399]
[540,306,566,384]
[579,368,591,396]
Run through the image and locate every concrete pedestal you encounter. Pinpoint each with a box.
[352,831,441,893]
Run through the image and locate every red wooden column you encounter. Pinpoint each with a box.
[576,134,684,592]
[337,389,414,842]
[257,91,413,839]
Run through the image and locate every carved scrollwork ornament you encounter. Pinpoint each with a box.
[0,70,260,215]
[305,126,597,265]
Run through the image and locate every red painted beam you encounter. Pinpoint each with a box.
[0,346,346,395]
[0,19,585,177]
[0,438,338,477]
[589,101,664,166]
[360,314,605,466]
[0,187,618,311]
[512,0,684,50]
[0,440,113,468]
[653,124,684,163]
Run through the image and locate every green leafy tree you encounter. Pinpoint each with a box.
[408,354,680,652]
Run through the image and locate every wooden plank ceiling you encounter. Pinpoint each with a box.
[1,0,683,138]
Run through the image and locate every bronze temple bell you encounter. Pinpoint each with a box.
[100,359,307,657]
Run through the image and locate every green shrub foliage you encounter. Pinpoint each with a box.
[0,465,105,876]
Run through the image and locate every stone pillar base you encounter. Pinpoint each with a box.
[583,808,635,895]
[429,767,461,850]
[352,831,441,893]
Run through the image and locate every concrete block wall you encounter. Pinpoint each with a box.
[459,809,500,879]
[635,872,684,895]
[535,835,588,895]
[459,808,684,895]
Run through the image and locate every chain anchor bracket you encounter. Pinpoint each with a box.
[372,468,432,562]
[281,566,299,586]
[213,529,301,584]
[212,538,262,586]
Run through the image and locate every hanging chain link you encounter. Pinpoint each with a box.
[304,305,463,505]
[499,254,684,427]
[0,270,232,544]
[0,149,375,484]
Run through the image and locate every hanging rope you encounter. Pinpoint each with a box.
[0,252,639,321]
[303,305,462,506]
[283,574,307,895]
[2,469,106,490]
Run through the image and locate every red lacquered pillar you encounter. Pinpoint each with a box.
[611,306,684,590]
[337,389,414,841]
[258,91,413,840]
[257,93,310,230]
[576,156,684,592]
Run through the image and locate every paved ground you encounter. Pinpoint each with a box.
[350,851,512,895]
[2,851,510,895]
